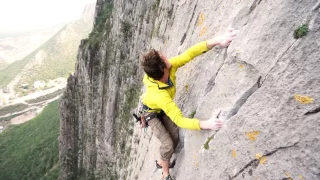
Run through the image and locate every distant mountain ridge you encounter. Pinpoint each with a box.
[0,24,64,66]
[17,2,96,90]
[0,2,96,93]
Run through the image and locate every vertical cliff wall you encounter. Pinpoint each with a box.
[59,0,158,179]
[60,0,320,179]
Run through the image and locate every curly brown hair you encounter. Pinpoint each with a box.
[141,49,166,80]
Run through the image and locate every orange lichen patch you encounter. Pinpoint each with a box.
[232,150,237,158]
[239,64,245,69]
[298,174,304,180]
[195,162,199,167]
[294,94,314,104]
[246,131,260,142]
[255,154,267,164]
[255,154,262,159]
[198,12,205,27]
[199,27,207,37]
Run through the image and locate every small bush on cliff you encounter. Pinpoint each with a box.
[85,1,113,47]
[203,135,214,150]
[294,24,309,39]
[188,110,197,118]
[121,20,132,40]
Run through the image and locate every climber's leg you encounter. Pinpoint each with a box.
[161,115,179,151]
[148,116,174,178]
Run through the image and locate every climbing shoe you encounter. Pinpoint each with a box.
[156,158,176,169]
[163,174,173,180]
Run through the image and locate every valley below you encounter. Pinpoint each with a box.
[0,80,66,132]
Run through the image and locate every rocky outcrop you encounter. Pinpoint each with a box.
[59,0,157,179]
[60,0,320,179]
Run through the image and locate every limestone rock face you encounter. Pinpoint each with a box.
[59,0,320,179]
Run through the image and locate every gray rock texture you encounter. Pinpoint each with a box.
[59,0,320,180]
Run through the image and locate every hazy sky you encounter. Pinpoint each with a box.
[0,0,95,35]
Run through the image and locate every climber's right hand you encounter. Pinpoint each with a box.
[199,118,223,131]
[206,28,239,49]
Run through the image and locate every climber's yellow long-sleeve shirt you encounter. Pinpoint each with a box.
[142,41,209,130]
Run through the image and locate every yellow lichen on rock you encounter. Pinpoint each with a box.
[284,172,293,180]
[246,130,260,142]
[298,174,304,180]
[260,156,267,164]
[255,154,267,164]
[200,27,207,37]
[232,150,237,158]
[294,94,314,104]
[198,13,205,27]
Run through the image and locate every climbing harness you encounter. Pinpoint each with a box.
[133,112,157,128]
[133,99,165,132]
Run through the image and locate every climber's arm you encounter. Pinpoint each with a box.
[155,92,223,130]
[170,29,238,68]
[169,41,209,68]
[156,92,200,130]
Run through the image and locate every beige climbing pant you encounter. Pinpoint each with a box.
[147,113,179,161]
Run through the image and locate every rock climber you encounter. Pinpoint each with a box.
[140,29,238,180]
